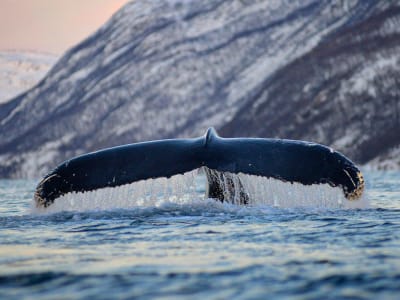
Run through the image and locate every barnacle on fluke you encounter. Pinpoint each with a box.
[345,172,365,201]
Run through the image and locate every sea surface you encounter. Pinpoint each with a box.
[0,171,399,299]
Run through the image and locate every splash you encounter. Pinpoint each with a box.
[237,173,369,209]
[32,170,200,214]
[32,168,369,214]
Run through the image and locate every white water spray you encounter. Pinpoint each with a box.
[32,168,368,214]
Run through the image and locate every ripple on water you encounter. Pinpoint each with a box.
[0,172,399,299]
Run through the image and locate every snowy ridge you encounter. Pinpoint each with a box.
[0,51,57,104]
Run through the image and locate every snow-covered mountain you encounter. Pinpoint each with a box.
[221,6,400,170]
[0,0,397,178]
[0,51,57,104]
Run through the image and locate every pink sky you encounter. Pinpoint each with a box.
[0,0,128,54]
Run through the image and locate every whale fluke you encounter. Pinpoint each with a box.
[34,128,364,208]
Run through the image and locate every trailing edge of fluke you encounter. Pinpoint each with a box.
[34,128,364,208]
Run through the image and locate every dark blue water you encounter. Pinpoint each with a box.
[0,171,399,299]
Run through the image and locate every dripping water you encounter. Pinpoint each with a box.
[32,168,369,214]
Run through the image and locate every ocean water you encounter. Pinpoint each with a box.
[0,171,399,299]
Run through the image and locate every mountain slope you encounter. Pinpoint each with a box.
[0,51,57,104]
[221,6,400,168]
[0,0,395,178]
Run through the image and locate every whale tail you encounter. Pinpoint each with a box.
[34,128,364,208]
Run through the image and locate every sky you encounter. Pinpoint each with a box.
[0,0,129,54]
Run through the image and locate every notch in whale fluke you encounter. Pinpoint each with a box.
[34,128,364,208]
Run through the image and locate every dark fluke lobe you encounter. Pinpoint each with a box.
[34,128,364,208]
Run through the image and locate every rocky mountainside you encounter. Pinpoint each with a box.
[221,6,400,169]
[0,0,397,178]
